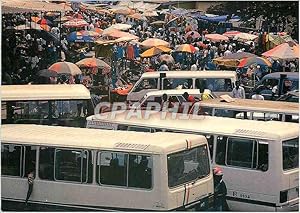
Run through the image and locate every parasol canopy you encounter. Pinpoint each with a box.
[159,54,175,65]
[175,44,196,53]
[143,10,158,17]
[222,31,241,38]
[140,46,172,58]
[112,7,134,15]
[92,27,103,34]
[108,23,132,31]
[102,28,138,40]
[67,31,97,43]
[14,22,50,31]
[262,41,299,60]
[76,58,111,69]
[205,33,229,42]
[49,62,82,75]
[129,13,146,20]
[234,32,258,41]
[185,31,201,39]
[63,18,89,28]
[238,56,272,68]
[141,38,169,48]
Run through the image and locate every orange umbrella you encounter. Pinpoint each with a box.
[49,62,82,75]
[76,58,111,69]
[175,44,196,53]
[141,38,170,48]
[140,46,172,58]
[205,33,229,42]
[31,16,41,23]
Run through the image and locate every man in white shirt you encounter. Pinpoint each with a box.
[232,81,245,99]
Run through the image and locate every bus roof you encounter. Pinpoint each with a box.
[194,98,299,114]
[144,89,201,96]
[87,111,299,140]
[140,71,237,79]
[1,124,206,154]
[1,84,91,101]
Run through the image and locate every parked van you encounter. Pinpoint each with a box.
[1,124,213,211]
[127,71,237,102]
[1,84,93,127]
[253,72,299,100]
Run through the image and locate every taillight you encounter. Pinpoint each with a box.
[280,190,288,203]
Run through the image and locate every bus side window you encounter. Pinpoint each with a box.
[24,146,37,177]
[1,144,22,176]
[257,143,268,172]
[39,147,55,180]
[98,152,127,186]
[117,124,129,130]
[133,79,157,92]
[215,136,227,165]
[128,155,152,189]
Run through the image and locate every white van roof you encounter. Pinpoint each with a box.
[1,84,91,101]
[87,111,299,140]
[195,98,299,114]
[140,71,237,79]
[144,89,201,97]
[1,124,207,154]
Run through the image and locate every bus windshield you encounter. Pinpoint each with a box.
[282,138,299,170]
[167,145,210,188]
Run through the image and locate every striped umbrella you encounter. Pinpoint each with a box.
[175,44,196,53]
[63,19,89,28]
[238,56,272,68]
[76,58,111,69]
[49,62,82,75]
[140,46,172,58]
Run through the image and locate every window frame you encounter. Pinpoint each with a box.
[225,137,259,169]
[54,148,89,183]
[1,144,24,177]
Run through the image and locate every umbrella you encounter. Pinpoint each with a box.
[223,52,256,60]
[63,19,89,28]
[80,30,100,37]
[113,8,134,15]
[102,28,138,40]
[49,62,82,76]
[140,46,172,58]
[185,31,201,39]
[37,18,53,26]
[175,44,196,53]
[73,13,84,19]
[108,23,132,31]
[14,23,50,31]
[238,57,272,68]
[150,20,165,26]
[67,31,95,43]
[36,69,58,78]
[205,33,229,42]
[143,10,158,17]
[159,54,175,65]
[45,12,58,17]
[129,13,146,20]
[234,33,258,41]
[31,16,41,23]
[92,28,103,34]
[76,58,111,69]
[141,38,170,48]
[197,42,208,48]
[222,31,241,38]
[262,41,299,60]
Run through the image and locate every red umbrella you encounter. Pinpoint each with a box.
[222,31,241,38]
[185,31,201,39]
[262,41,299,60]
[238,57,272,68]
[63,19,89,28]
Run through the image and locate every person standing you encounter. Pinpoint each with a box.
[213,167,228,211]
[25,161,35,205]
[232,81,245,99]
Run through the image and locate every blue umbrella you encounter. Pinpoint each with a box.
[67,31,94,43]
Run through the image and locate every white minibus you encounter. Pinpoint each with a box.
[87,111,299,211]
[127,71,237,102]
[192,98,299,122]
[1,124,213,211]
[1,84,93,127]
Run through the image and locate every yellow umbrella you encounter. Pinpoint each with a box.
[140,46,172,58]
[141,38,169,48]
